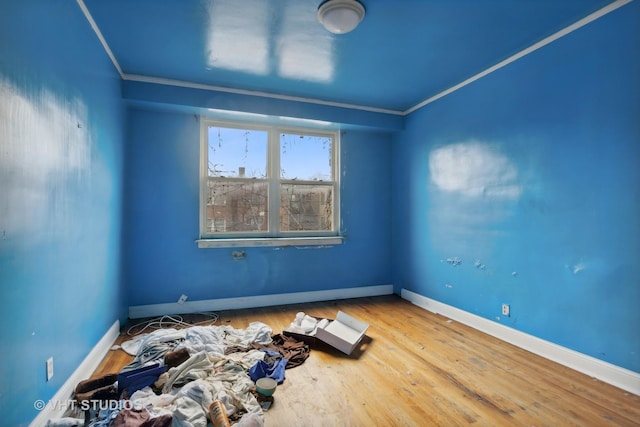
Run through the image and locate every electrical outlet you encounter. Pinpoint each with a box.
[46,357,54,381]
[502,304,510,317]
[178,294,188,304]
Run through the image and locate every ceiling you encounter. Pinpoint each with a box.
[81,0,619,114]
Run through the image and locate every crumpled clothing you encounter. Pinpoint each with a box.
[162,351,214,393]
[233,413,263,427]
[175,325,226,357]
[87,404,123,427]
[122,329,185,371]
[119,323,272,427]
[45,418,84,427]
[131,361,264,426]
[121,334,151,356]
[253,333,310,368]
[224,349,266,370]
[177,371,262,421]
[121,323,272,360]
[129,388,207,427]
[111,408,149,427]
[220,322,273,349]
[164,348,191,368]
[127,388,175,418]
[141,414,172,427]
[249,350,287,384]
[172,396,208,427]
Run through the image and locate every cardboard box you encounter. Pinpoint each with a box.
[284,311,369,355]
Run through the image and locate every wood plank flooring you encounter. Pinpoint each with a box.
[89,295,640,426]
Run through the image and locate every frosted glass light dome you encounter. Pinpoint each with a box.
[317,0,365,34]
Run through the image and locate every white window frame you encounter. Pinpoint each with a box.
[197,118,343,248]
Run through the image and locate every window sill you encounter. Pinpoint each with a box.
[196,236,344,249]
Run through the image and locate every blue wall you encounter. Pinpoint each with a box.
[123,108,393,306]
[0,1,126,425]
[392,2,639,372]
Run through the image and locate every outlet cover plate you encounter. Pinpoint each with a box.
[502,304,510,317]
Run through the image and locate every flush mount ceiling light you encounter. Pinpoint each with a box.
[317,0,365,34]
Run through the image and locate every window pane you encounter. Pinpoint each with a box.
[206,180,268,233]
[280,133,332,181]
[208,126,267,178]
[280,184,333,231]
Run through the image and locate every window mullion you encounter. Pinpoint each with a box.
[268,127,280,236]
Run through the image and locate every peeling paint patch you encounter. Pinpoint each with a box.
[445,257,462,266]
[566,262,586,274]
[474,259,486,270]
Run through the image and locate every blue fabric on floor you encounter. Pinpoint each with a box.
[249,350,288,384]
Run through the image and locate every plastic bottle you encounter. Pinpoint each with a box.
[209,400,231,427]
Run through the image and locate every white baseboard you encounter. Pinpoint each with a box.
[129,285,394,319]
[30,320,121,427]
[401,289,640,396]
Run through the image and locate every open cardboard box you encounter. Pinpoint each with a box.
[283,311,369,355]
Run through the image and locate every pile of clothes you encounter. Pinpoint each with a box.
[47,322,310,427]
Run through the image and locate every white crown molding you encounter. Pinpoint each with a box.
[76,0,124,78]
[122,73,404,115]
[401,289,640,396]
[404,0,632,114]
[30,320,121,426]
[129,285,393,319]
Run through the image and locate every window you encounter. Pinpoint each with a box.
[199,119,340,247]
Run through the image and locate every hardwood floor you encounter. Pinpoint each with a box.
[89,295,640,426]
